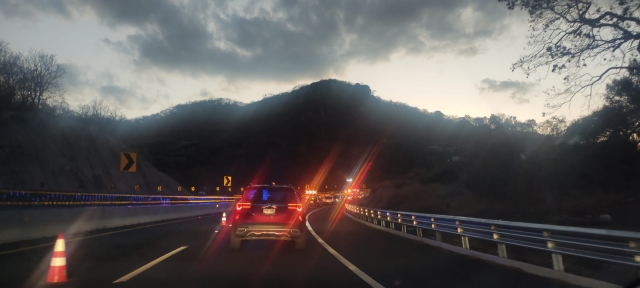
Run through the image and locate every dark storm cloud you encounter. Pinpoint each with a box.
[8,0,513,81]
[478,78,538,104]
[0,0,72,18]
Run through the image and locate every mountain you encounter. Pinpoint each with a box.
[111,79,548,195]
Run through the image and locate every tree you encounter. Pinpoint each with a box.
[22,49,65,109]
[489,114,503,129]
[0,41,22,111]
[517,119,537,132]
[76,99,125,120]
[0,42,66,111]
[500,0,640,111]
[538,116,568,137]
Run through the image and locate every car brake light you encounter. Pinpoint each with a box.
[288,203,302,211]
[236,202,251,210]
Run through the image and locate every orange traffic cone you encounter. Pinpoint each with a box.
[221,212,227,226]
[47,233,67,283]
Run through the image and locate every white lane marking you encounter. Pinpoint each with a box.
[307,208,384,288]
[112,246,188,283]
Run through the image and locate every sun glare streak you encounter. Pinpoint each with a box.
[323,137,386,238]
[309,144,342,190]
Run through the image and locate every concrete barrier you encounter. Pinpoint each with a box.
[0,203,231,244]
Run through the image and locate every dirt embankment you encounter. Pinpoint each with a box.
[0,113,184,195]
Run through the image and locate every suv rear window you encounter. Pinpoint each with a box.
[244,187,298,204]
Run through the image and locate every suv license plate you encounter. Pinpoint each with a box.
[263,208,275,215]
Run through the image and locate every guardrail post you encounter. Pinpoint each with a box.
[431,218,442,241]
[457,226,469,249]
[417,228,423,237]
[461,236,470,249]
[493,232,507,258]
[402,224,407,233]
[552,253,564,272]
[547,240,564,272]
[391,222,395,230]
[498,244,507,258]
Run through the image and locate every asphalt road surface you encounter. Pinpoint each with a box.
[0,205,577,287]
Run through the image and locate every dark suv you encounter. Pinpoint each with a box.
[228,184,307,249]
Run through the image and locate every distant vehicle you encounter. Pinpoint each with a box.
[226,184,306,249]
[334,195,341,202]
[321,195,334,205]
[306,195,319,208]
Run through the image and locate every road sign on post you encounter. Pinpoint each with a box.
[216,187,220,192]
[120,152,137,172]
[224,176,232,187]
[305,184,310,189]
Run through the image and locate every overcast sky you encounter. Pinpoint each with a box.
[0,0,598,121]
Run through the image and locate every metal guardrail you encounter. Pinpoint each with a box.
[345,204,640,272]
[0,190,241,207]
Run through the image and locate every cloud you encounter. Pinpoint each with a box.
[199,89,213,98]
[8,0,515,82]
[100,38,132,55]
[59,63,90,90]
[478,78,538,104]
[98,84,150,106]
[59,64,149,106]
[0,0,72,19]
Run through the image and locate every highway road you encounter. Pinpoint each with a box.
[0,205,577,287]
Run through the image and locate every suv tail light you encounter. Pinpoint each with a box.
[288,203,302,211]
[236,202,251,210]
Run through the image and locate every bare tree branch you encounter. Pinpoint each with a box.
[499,0,640,113]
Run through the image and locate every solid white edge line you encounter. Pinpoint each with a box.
[112,246,188,283]
[307,208,385,288]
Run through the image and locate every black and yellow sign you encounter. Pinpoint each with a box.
[178,186,182,192]
[191,186,195,192]
[134,185,139,191]
[157,186,162,191]
[216,187,220,191]
[305,184,310,189]
[224,176,232,187]
[120,152,137,172]
[228,188,232,192]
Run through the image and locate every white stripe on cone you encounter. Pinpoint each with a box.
[50,257,66,266]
